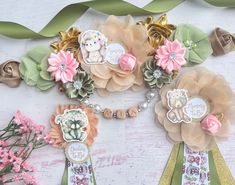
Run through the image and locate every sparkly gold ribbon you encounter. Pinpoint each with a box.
[0,60,21,87]
[158,143,235,185]
[210,27,235,56]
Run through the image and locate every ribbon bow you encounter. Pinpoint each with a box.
[0,60,21,87]
[210,27,235,56]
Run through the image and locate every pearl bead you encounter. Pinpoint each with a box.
[146,91,156,100]
[138,102,148,111]
[82,99,90,105]
[94,104,102,113]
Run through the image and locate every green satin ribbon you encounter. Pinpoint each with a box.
[0,0,184,39]
[205,0,235,7]
[1,0,235,39]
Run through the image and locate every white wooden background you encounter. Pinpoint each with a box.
[0,0,234,185]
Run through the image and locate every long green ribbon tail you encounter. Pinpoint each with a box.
[204,0,235,7]
[0,0,183,39]
[1,0,235,39]
[158,143,235,185]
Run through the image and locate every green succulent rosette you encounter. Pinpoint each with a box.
[19,46,55,90]
[142,59,172,89]
[63,70,94,100]
[171,24,213,66]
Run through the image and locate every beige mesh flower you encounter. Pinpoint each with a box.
[89,16,152,95]
[155,67,234,151]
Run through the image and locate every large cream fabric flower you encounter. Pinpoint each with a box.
[155,67,234,151]
[89,16,152,95]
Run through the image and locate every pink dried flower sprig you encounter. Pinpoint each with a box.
[0,111,55,185]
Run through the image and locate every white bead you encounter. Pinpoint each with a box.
[138,102,148,111]
[146,91,156,100]
[94,104,102,113]
[82,99,90,105]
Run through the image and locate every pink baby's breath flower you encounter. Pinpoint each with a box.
[0,140,8,148]
[13,175,22,182]
[43,135,54,145]
[13,163,21,172]
[22,172,38,185]
[21,162,36,172]
[14,111,31,126]
[32,124,45,134]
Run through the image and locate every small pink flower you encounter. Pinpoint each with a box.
[13,175,22,182]
[0,140,8,148]
[47,51,79,83]
[21,162,36,172]
[32,124,45,134]
[14,110,31,126]
[201,114,222,134]
[13,163,21,172]
[155,40,186,73]
[119,53,136,71]
[22,172,38,185]
[43,135,54,145]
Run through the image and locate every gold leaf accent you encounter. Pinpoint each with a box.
[138,14,176,49]
[50,27,81,61]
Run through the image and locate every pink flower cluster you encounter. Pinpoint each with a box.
[14,111,44,134]
[0,142,37,184]
[0,110,54,185]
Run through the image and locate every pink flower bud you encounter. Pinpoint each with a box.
[119,53,136,71]
[201,114,222,134]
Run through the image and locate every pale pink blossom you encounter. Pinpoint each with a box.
[0,140,8,148]
[47,51,79,83]
[13,175,22,182]
[119,53,136,71]
[14,110,31,126]
[22,172,38,185]
[43,135,54,145]
[201,114,222,134]
[21,162,36,172]
[155,40,186,73]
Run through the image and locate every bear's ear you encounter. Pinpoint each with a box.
[181,89,188,96]
[167,90,173,98]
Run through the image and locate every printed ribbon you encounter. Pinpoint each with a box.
[62,154,96,185]
[159,143,235,185]
[0,60,21,87]
[1,0,235,39]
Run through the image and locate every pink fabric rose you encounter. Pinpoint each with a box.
[201,114,222,134]
[119,53,136,71]
[155,40,186,74]
[47,51,79,83]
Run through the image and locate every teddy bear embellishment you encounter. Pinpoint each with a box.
[80,30,107,64]
[166,89,192,124]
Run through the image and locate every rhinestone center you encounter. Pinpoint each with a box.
[73,80,83,90]
[59,63,67,71]
[184,40,197,50]
[169,52,176,60]
[153,69,162,79]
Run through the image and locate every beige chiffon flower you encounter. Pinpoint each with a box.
[155,67,234,151]
[89,16,152,95]
[49,104,99,148]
